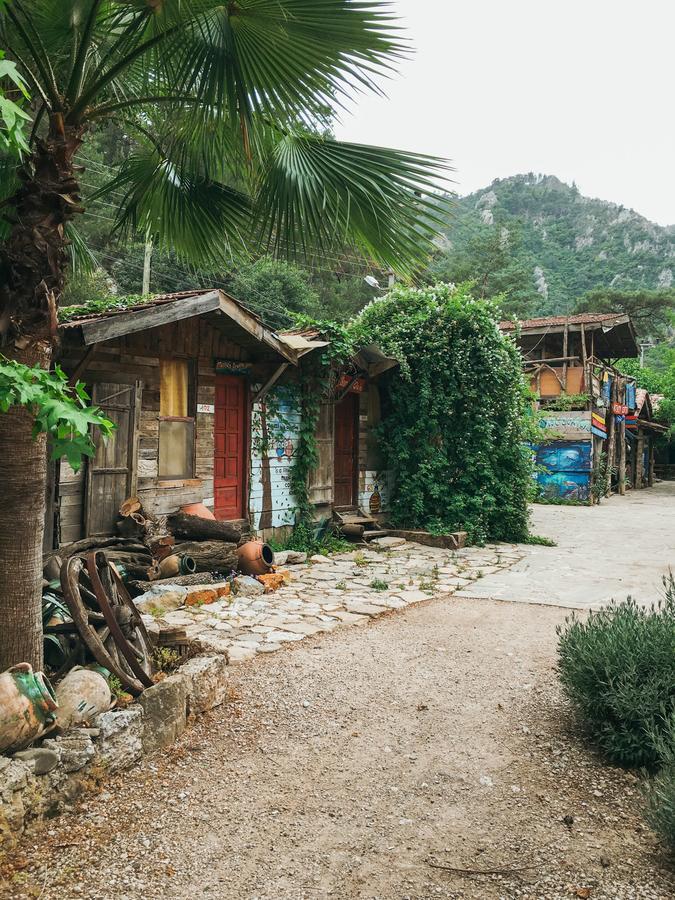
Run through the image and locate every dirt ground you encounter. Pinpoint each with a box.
[3,594,674,900]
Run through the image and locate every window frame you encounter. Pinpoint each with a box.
[158,357,197,481]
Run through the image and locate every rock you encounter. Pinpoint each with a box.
[264,630,305,642]
[137,674,188,754]
[310,554,331,564]
[134,587,188,616]
[12,748,60,776]
[285,551,307,565]
[0,758,33,836]
[394,589,429,604]
[92,707,144,773]
[233,575,265,597]
[371,536,406,549]
[180,655,229,716]
[227,645,257,664]
[273,551,289,566]
[41,731,96,773]
[344,600,384,617]
[280,622,323,636]
[332,610,369,626]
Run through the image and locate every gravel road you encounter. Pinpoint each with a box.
[3,595,674,900]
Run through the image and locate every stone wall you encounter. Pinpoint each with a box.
[0,656,228,848]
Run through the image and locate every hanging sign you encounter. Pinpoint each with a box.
[337,374,367,393]
[612,402,628,415]
[591,412,607,440]
[215,360,251,376]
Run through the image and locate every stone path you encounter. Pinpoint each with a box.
[156,540,526,663]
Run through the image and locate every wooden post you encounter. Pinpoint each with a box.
[580,322,588,399]
[618,416,626,495]
[636,432,645,488]
[649,437,655,487]
[562,320,569,391]
[605,376,616,496]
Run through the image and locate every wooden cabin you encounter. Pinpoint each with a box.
[51,290,299,547]
[500,312,662,500]
[49,291,396,548]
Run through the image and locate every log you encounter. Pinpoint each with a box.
[119,497,142,517]
[172,540,238,573]
[127,572,220,596]
[168,512,249,543]
[56,536,148,557]
[339,523,365,539]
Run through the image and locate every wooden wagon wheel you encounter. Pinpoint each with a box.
[60,554,153,696]
[86,551,153,687]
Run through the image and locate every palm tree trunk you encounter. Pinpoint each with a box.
[0,115,83,671]
[0,343,50,670]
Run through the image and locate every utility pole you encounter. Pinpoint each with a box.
[142,237,153,295]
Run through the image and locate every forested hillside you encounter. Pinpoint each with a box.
[429,174,675,317]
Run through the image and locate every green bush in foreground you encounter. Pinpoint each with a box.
[646,766,675,854]
[645,718,675,854]
[556,576,675,768]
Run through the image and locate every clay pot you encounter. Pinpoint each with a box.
[236,541,274,576]
[55,667,112,729]
[180,502,216,520]
[0,663,58,753]
[157,554,197,579]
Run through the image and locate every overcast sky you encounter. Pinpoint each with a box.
[334,0,675,226]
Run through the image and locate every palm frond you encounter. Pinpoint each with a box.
[254,132,453,276]
[92,144,252,267]
[66,222,99,275]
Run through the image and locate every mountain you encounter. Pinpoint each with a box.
[433,174,675,315]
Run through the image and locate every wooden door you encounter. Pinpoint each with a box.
[334,393,359,507]
[214,375,246,520]
[85,381,141,536]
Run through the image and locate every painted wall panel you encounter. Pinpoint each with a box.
[359,470,392,515]
[534,439,592,502]
[537,411,592,440]
[249,385,301,531]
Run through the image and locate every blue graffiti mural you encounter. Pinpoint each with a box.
[536,441,591,472]
[535,441,592,501]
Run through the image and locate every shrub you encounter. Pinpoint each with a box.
[350,283,533,544]
[556,576,675,768]
[645,717,675,853]
[646,766,675,853]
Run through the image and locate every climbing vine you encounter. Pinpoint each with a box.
[350,282,534,543]
[287,317,356,550]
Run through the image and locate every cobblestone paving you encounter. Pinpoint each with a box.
[163,541,525,664]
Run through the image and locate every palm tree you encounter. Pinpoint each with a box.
[0,1,448,670]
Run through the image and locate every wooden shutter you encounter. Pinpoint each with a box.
[84,381,141,537]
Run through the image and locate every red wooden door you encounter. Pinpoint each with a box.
[334,393,359,507]
[214,376,246,520]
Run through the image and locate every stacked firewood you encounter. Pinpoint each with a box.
[55,498,253,597]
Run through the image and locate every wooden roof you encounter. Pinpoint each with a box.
[500,312,638,359]
[60,290,297,364]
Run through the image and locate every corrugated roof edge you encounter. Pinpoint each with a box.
[499,312,628,331]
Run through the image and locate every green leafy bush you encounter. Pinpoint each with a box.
[557,578,675,768]
[350,282,533,543]
[0,358,114,469]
